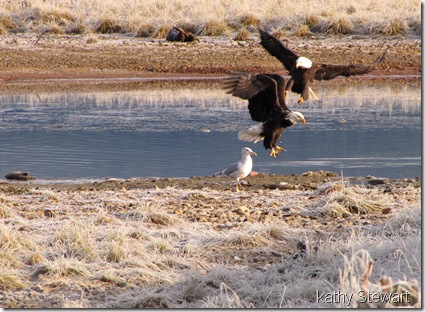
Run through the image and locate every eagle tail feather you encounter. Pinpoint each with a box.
[238,124,264,143]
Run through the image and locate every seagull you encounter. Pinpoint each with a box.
[214,147,257,191]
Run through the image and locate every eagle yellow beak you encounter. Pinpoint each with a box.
[296,61,301,68]
[301,118,307,124]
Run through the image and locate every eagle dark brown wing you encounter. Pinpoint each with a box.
[313,52,386,81]
[258,27,299,72]
[221,71,270,100]
[222,71,288,122]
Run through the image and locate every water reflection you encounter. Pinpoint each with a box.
[0,81,421,179]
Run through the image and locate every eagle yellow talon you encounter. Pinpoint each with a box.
[269,148,279,158]
[276,145,286,152]
[298,97,304,104]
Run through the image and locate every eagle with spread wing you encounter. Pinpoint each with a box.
[222,71,306,158]
[258,27,386,104]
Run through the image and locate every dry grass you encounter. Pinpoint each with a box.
[295,24,313,37]
[314,182,387,217]
[0,0,420,37]
[0,180,420,308]
[319,14,354,35]
[0,271,27,290]
[233,27,250,41]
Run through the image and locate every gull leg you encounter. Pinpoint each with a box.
[235,179,241,192]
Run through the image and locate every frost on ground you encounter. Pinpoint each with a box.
[0,178,421,308]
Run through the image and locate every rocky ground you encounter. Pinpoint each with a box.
[0,170,421,308]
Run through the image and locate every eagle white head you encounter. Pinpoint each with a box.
[289,111,307,124]
[295,57,313,69]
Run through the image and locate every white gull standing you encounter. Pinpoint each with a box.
[214,147,257,191]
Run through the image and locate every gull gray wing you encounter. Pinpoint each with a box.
[222,161,241,177]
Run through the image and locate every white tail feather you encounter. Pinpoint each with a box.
[238,124,264,143]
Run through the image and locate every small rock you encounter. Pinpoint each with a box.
[368,179,386,185]
[5,171,35,181]
[274,182,298,190]
[32,285,44,293]
[44,209,54,217]
[382,207,392,214]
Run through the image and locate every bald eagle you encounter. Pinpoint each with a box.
[258,27,386,104]
[222,71,306,158]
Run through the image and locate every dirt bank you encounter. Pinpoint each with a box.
[0,33,420,87]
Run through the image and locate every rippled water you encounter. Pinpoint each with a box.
[0,81,421,180]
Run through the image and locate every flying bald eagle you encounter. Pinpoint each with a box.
[222,71,306,158]
[258,27,386,104]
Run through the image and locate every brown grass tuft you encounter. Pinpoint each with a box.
[0,14,15,31]
[32,258,89,279]
[224,230,270,247]
[0,204,17,218]
[64,19,86,34]
[134,296,171,308]
[199,20,229,36]
[271,28,287,39]
[40,9,74,26]
[320,15,353,34]
[346,4,357,14]
[25,251,44,265]
[95,17,124,34]
[151,24,171,39]
[233,28,250,41]
[304,13,320,29]
[238,14,259,27]
[0,271,26,290]
[315,183,386,217]
[106,241,126,262]
[54,223,97,260]
[295,24,313,37]
[381,18,407,36]
[134,23,156,37]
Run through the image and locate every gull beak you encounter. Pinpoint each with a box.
[251,151,257,156]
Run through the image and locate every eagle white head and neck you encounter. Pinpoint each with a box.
[295,57,313,69]
[288,111,307,124]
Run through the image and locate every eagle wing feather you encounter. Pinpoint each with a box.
[314,51,386,81]
[222,72,285,122]
[258,27,299,72]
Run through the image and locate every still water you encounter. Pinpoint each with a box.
[0,81,421,180]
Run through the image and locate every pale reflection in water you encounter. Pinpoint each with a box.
[0,81,420,179]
